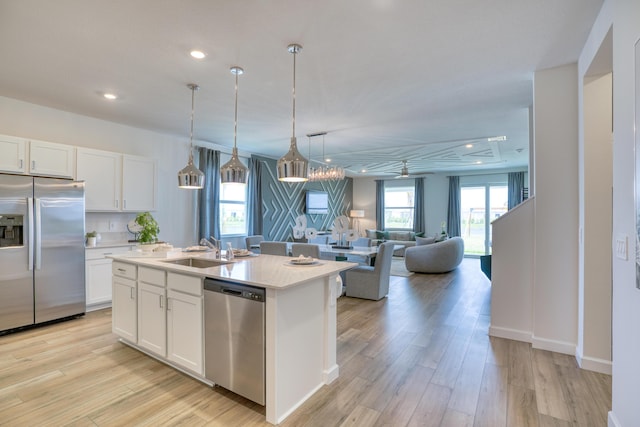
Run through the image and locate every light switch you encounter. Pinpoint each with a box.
[615,234,628,261]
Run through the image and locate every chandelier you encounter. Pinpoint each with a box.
[307,132,345,181]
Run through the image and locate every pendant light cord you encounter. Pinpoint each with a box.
[292,48,297,139]
[188,84,198,163]
[234,71,239,150]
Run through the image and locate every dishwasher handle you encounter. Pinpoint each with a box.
[222,288,242,296]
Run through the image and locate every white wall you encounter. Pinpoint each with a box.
[579,73,613,373]
[490,197,535,341]
[610,0,640,425]
[532,64,579,354]
[0,95,197,247]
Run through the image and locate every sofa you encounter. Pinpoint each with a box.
[404,236,464,273]
[365,229,426,256]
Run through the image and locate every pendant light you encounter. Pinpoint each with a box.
[277,43,309,182]
[177,83,205,189]
[220,67,249,184]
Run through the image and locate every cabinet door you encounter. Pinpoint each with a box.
[138,282,166,356]
[86,258,113,308]
[29,140,75,178]
[167,289,203,374]
[0,135,27,173]
[112,276,137,342]
[122,155,157,211]
[77,148,122,211]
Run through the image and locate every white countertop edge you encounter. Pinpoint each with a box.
[108,253,357,290]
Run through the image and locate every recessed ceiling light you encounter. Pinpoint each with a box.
[475,161,483,164]
[190,50,206,59]
[361,169,367,173]
[103,93,117,100]
[465,144,473,148]
[325,158,332,162]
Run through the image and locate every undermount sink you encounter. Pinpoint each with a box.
[160,258,231,269]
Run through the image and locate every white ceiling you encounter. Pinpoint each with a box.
[0,0,603,177]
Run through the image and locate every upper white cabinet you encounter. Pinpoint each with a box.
[0,135,27,173]
[122,155,157,212]
[77,148,122,211]
[77,149,157,212]
[0,135,74,177]
[29,139,75,178]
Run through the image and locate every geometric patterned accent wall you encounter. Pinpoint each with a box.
[259,157,353,242]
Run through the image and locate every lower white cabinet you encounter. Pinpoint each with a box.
[112,275,137,343]
[111,262,204,376]
[86,245,133,310]
[138,281,167,356]
[167,289,203,374]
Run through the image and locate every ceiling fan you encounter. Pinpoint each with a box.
[394,160,433,178]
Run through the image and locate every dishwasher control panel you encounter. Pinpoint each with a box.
[204,278,265,302]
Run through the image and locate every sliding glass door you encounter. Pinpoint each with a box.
[460,185,507,256]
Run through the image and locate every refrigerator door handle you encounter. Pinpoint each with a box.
[35,198,42,270]
[28,197,34,271]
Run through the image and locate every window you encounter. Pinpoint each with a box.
[384,185,415,229]
[219,183,247,236]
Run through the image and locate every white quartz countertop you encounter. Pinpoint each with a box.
[108,252,357,290]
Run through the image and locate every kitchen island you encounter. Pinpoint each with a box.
[108,251,356,425]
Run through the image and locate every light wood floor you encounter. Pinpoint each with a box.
[0,259,611,426]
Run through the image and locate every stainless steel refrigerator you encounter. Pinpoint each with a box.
[0,174,85,333]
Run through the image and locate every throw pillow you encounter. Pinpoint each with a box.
[416,236,436,246]
[415,231,425,238]
[375,230,385,240]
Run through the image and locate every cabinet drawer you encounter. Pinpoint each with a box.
[86,245,133,260]
[167,272,202,296]
[139,266,166,287]
[113,261,136,280]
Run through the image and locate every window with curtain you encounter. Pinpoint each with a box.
[219,183,247,236]
[384,185,415,230]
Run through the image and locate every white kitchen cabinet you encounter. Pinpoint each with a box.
[77,148,122,211]
[0,135,27,173]
[122,155,157,212]
[112,274,137,343]
[167,273,203,374]
[29,139,75,178]
[137,267,166,356]
[86,245,134,310]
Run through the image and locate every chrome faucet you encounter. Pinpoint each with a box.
[200,237,220,259]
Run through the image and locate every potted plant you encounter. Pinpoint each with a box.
[135,212,160,245]
[86,230,97,247]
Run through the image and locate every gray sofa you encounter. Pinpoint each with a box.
[404,237,464,273]
[364,229,423,256]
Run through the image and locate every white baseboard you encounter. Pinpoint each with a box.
[608,411,621,427]
[531,335,575,355]
[488,325,532,343]
[575,351,612,375]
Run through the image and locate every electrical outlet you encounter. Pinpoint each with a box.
[109,221,116,231]
[615,234,628,261]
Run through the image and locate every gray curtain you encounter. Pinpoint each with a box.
[413,177,425,232]
[247,155,263,235]
[447,176,461,237]
[198,147,221,240]
[375,180,384,230]
[508,171,525,209]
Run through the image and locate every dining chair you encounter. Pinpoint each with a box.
[245,235,264,252]
[259,241,288,256]
[351,237,372,247]
[291,243,321,258]
[344,242,394,300]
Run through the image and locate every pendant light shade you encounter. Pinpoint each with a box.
[221,67,249,184]
[277,43,308,182]
[178,83,205,189]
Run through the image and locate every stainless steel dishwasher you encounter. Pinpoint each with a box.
[204,278,265,405]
